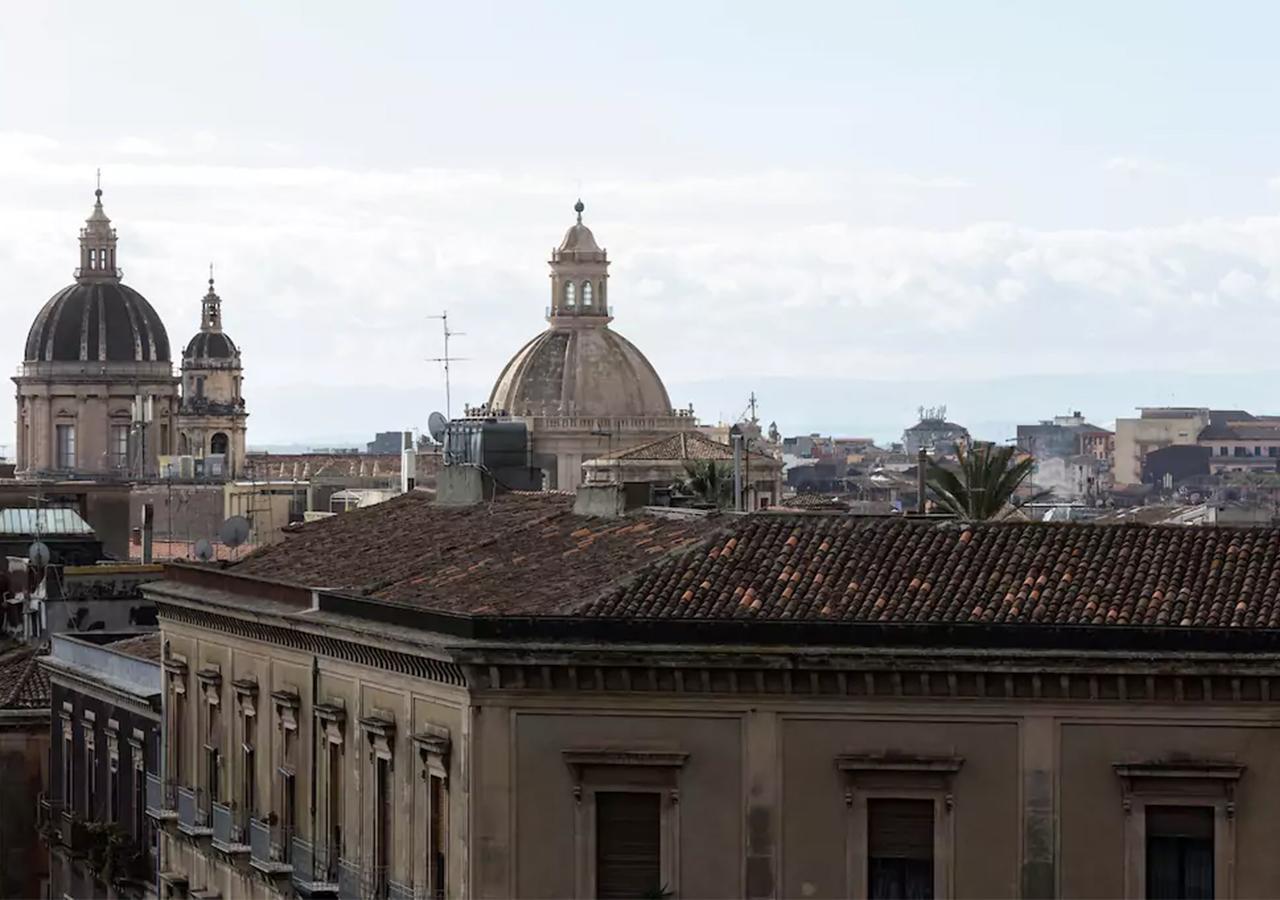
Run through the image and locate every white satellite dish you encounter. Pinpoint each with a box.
[219,516,251,549]
[27,541,50,569]
[428,411,448,444]
[193,538,215,562]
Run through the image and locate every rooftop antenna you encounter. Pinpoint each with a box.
[428,310,468,421]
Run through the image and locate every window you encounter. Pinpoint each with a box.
[1255,446,1263,457]
[1270,447,1278,458]
[108,755,120,821]
[206,746,221,806]
[241,742,255,831]
[326,739,343,880]
[1146,806,1213,900]
[111,424,130,468]
[56,424,76,469]
[85,730,98,817]
[196,376,205,398]
[868,798,934,899]
[133,745,146,842]
[1219,446,1228,456]
[211,432,229,456]
[374,757,391,899]
[565,281,576,307]
[595,791,661,899]
[61,718,74,807]
[582,281,593,306]
[281,769,296,861]
[428,774,447,899]
[1233,446,1246,457]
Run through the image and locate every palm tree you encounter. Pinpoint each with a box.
[677,459,735,508]
[925,441,1043,520]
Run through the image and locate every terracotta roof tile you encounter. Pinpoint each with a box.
[582,516,1280,628]
[0,642,50,710]
[109,633,162,662]
[232,492,723,615]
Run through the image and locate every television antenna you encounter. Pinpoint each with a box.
[428,310,469,421]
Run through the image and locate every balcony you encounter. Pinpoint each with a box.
[37,794,64,842]
[290,835,339,896]
[177,786,213,837]
[145,773,178,821]
[338,859,361,898]
[361,865,390,900]
[249,818,293,876]
[210,801,251,854]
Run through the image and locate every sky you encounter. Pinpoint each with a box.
[4,1,1280,450]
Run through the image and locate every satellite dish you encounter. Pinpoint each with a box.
[428,411,448,444]
[193,538,215,562]
[27,541,50,569]
[219,516,251,549]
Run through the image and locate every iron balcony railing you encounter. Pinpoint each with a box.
[361,865,390,900]
[314,838,342,885]
[37,794,64,841]
[338,858,362,898]
[290,834,340,893]
[176,786,212,836]
[210,800,250,853]
[249,818,293,875]
[144,773,178,820]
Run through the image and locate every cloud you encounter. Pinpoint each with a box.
[1104,156,1189,178]
[1,134,1279,447]
[112,136,168,157]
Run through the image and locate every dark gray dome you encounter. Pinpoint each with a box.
[184,331,238,361]
[25,282,170,363]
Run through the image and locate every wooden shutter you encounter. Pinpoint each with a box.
[868,798,934,860]
[596,791,661,899]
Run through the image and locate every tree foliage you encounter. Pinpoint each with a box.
[678,459,735,508]
[925,441,1042,520]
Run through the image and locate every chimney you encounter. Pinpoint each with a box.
[402,429,416,492]
[730,424,744,513]
[916,447,928,515]
[141,503,154,564]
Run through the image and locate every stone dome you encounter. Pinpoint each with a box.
[184,331,238,361]
[488,324,673,418]
[24,281,171,363]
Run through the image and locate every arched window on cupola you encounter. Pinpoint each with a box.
[565,281,576,307]
[582,281,593,306]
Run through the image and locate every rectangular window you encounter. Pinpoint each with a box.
[134,760,146,841]
[374,757,392,899]
[205,745,220,806]
[56,424,76,469]
[86,739,97,818]
[241,741,255,832]
[62,731,74,806]
[326,741,342,880]
[1146,806,1213,900]
[1234,446,1247,457]
[281,769,296,861]
[595,791,661,899]
[429,774,447,898]
[111,425,129,468]
[868,798,935,900]
[109,756,120,822]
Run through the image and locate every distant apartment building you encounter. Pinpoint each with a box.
[1017,411,1114,465]
[902,407,969,456]
[1114,408,1280,485]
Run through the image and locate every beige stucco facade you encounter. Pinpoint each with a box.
[14,361,180,476]
[149,565,1280,899]
[1113,408,1211,485]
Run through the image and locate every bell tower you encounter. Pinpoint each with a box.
[76,173,120,283]
[549,199,610,322]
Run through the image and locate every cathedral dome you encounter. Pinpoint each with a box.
[24,281,171,363]
[488,323,673,418]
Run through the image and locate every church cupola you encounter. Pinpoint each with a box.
[549,199,610,322]
[76,176,120,283]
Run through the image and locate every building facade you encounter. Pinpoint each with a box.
[40,632,161,900]
[146,491,1280,899]
[475,201,697,491]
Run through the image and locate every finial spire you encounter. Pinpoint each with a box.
[95,167,101,197]
[209,261,215,289]
[574,198,584,224]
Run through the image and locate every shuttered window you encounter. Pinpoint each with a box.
[1146,806,1214,900]
[868,798,934,900]
[596,791,661,899]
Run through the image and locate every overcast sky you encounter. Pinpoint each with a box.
[4,1,1280,450]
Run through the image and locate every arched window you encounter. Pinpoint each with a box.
[565,281,576,307]
[210,433,229,456]
[582,281,593,306]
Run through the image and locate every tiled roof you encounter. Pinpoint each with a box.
[0,642,50,710]
[581,515,1280,628]
[109,633,162,662]
[232,491,722,614]
[599,431,775,464]
[777,494,851,511]
[243,452,440,480]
